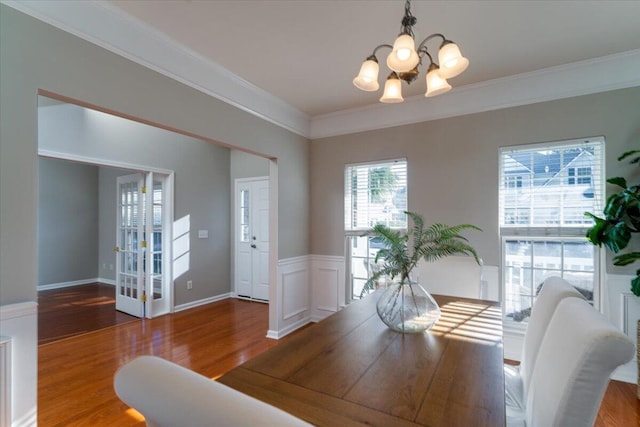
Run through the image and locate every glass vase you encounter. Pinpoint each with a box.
[376,279,441,334]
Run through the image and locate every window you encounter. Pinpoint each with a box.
[499,138,604,324]
[505,176,523,189]
[568,167,592,185]
[345,159,407,300]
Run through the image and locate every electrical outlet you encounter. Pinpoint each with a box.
[102,263,107,270]
[187,280,193,290]
[109,264,114,270]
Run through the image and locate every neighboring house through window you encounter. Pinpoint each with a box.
[499,138,604,324]
[344,159,407,300]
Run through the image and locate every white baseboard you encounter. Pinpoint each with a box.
[612,361,637,384]
[173,293,231,312]
[266,316,312,340]
[233,295,268,304]
[37,278,102,291]
[37,277,115,291]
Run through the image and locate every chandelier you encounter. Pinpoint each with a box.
[353,0,469,103]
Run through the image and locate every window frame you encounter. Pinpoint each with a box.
[344,158,408,302]
[498,137,605,327]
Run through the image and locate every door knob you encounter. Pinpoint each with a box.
[251,244,257,249]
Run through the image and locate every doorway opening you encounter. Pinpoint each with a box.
[36,91,278,338]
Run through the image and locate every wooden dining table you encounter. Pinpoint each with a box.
[217,291,505,426]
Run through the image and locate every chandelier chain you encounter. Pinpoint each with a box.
[401,0,417,38]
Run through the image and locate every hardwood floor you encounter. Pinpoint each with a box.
[38,298,638,426]
[38,283,137,344]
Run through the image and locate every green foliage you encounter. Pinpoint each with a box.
[586,149,640,296]
[369,167,398,203]
[360,211,481,297]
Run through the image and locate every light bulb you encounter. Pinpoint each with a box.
[387,34,419,73]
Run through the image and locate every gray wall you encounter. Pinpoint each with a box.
[38,158,99,286]
[39,102,232,306]
[230,150,270,179]
[310,87,640,271]
[0,5,310,306]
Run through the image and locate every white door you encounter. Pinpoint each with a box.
[116,173,145,317]
[116,172,172,317]
[235,178,270,301]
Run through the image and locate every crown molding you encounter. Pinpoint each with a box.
[310,49,640,139]
[4,1,639,141]
[1,0,310,137]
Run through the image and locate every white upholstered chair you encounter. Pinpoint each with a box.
[114,356,312,427]
[507,297,634,426]
[504,276,586,414]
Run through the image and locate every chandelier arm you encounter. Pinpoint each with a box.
[420,50,435,66]
[370,44,393,58]
[416,33,446,55]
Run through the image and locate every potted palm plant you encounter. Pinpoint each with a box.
[362,211,481,333]
[585,149,640,399]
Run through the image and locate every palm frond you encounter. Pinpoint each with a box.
[360,211,481,298]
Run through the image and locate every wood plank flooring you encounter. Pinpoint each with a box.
[38,290,638,426]
[38,283,137,344]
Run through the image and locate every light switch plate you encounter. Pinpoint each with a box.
[198,229,209,239]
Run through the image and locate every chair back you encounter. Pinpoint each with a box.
[520,276,585,394]
[525,298,634,426]
[114,356,312,427]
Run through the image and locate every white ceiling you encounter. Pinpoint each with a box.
[5,0,640,138]
[107,0,640,116]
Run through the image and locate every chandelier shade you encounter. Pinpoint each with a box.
[387,34,420,73]
[380,72,404,103]
[353,58,380,91]
[437,41,469,78]
[425,64,451,97]
[352,0,468,103]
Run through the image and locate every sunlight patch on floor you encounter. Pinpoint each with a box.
[125,408,145,422]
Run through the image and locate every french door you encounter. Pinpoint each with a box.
[116,172,171,317]
[235,177,270,301]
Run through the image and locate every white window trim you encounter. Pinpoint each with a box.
[499,137,605,325]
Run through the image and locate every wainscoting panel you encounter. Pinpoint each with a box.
[0,302,38,427]
[0,336,11,427]
[269,256,311,338]
[310,255,345,322]
[606,274,638,383]
[282,268,309,321]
